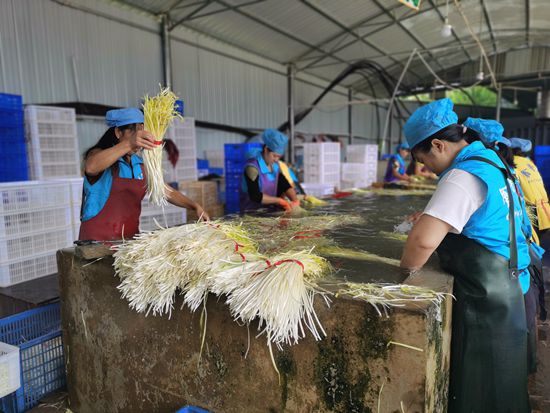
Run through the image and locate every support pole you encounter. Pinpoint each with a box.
[287,64,295,164]
[161,14,172,88]
[496,83,502,121]
[380,49,416,154]
[348,89,353,145]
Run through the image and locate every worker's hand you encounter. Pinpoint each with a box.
[195,205,210,221]
[129,130,156,151]
[277,198,292,212]
[290,200,301,209]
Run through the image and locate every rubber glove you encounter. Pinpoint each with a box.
[277,198,292,212]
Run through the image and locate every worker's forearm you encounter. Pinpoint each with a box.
[85,141,133,175]
[400,239,436,270]
[392,170,409,181]
[166,187,199,210]
[261,194,281,205]
[285,187,298,202]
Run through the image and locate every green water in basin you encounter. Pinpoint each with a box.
[306,192,432,284]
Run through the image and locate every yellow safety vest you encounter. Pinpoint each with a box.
[278,161,295,188]
[514,155,550,231]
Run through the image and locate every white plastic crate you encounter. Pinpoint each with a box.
[0,226,73,262]
[341,163,377,182]
[300,183,335,197]
[164,117,197,182]
[0,181,71,214]
[346,144,378,163]
[0,251,58,287]
[50,177,83,205]
[304,170,340,185]
[0,206,72,238]
[205,150,224,169]
[25,106,75,123]
[25,106,80,179]
[139,209,186,232]
[0,341,20,398]
[341,178,375,189]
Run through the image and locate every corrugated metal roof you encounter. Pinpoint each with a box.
[114,0,550,93]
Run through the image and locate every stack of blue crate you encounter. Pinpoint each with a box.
[534,145,550,188]
[0,94,27,182]
[224,142,262,214]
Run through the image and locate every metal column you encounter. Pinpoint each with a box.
[348,89,353,145]
[287,64,295,164]
[161,14,172,88]
[495,83,502,121]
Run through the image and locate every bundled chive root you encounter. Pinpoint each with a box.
[142,86,182,205]
[112,220,332,349]
[337,282,451,317]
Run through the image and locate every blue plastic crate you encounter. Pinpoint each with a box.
[175,99,184,116]
[0,303,65,413]
[197,159,209,169]
[208,167,223,176]
[0,94,22,111]
[0,109,23,128]
[224,142,262,161]
[176,406,211,413]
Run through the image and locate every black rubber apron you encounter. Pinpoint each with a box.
[436,156,529,413]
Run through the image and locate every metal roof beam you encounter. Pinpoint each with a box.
[169,1,212,30]
[180,0,268,23]
[480,0,497,53]
[425,0,474,63]
[298,0,424,81]
[163,0,206,14]
[370,0,446,72]
[209,0,355,70]
[525,0,530,45]
[292,1,442,71]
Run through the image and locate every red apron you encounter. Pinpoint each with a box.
[78,164,147,241]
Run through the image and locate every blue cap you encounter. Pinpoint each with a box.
[403,98,458,149]
[395,142,410,152]
[246,147,262,159]
[262,129,288,155]
[510,138,532,153]
[106,108,144,128]
[463,117,511,147]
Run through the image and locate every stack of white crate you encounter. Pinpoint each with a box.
[303,142,340,187]
[25,106,81,180]
[0,181,74,287]
[140,198,187,232]
[341,144,378,188]
[163,117,197,183]
[51,178,84,240]
[204,149,224,171]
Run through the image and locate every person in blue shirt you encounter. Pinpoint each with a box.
[79,108,208,241]
[400,98,531,413]
[464,117,546,374]
[383,142,411,184]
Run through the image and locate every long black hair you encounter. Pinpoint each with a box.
[497,144,516,168]
[411,124,480,157]
[84,123,138,159]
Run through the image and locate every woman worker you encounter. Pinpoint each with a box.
[240,129,300,213]
[79,108,209,241]
[383,142,411,184]
[510,137,550,239]
[462,118,545,374]
[405,158,437,180]
[400,98,531,412]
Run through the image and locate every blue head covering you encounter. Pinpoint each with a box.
[510,138,532,153]
[262,129,288,155]
[463,117,511,147]
[403,98,458,149]
[395,142,410,152]
[105,108,144,128]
